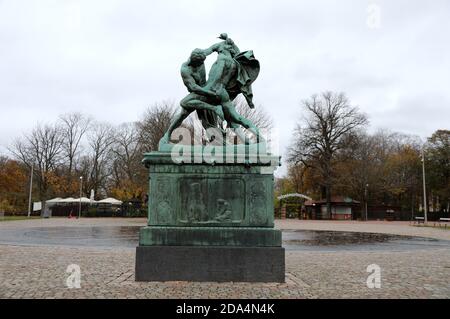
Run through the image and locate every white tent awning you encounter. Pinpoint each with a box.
[57,197,94,204]
[97,197,123,205]
[59,197,76,203]
[46,197,63,203]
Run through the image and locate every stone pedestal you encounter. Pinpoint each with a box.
[135,246,285,282]
[135,146,285,283]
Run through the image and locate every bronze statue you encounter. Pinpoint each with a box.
[160,34,261,144]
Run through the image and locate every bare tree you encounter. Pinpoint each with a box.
[10,123,63,216]
[86,122,114,199]
[222,97,274,144]
[334,131,387,219]
[111,123,141,181]
[288,92,368,219]
[234,97,273,132]
[137,101,176,152]
[107,122,150,200]
[59,112,92,196]
[59,112,92,174]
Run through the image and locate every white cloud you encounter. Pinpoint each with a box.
[0,0,449,176]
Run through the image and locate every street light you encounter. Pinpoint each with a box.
[78,176,83,219]
[27,165,34,218]
[364,183,369,221]
[421,149,428,224]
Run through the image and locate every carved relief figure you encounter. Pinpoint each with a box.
[187,182,208,222]
[214,199,232,222]
[249,182,267,224]
[156,201,172,223]
[155,177,173,223]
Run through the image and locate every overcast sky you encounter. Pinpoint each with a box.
[0,0,449,175]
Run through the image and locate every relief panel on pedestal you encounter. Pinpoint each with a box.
[178,177,245,226]
[150,176,176,225]
[248,179,270,226]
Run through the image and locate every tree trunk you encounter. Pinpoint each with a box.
[326,184,332,220]
[39,189,48,218]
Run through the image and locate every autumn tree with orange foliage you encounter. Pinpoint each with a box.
[0,157,28,213]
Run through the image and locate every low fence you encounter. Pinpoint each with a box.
[3,203,147,218]
[50,204,147,218]
[276,206,449,221]
[362,210,449,221]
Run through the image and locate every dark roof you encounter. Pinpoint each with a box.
[304,196,361,206]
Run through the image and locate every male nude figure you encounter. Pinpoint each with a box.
[161,34,260,144]
[161,49,224,144]
[200,34,260,138]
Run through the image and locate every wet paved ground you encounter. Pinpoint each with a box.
[1,224,449,252]
[0,226,140,248]
[0,218,449,298]
[283,230,450,252]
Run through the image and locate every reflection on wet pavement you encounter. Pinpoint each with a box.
[0,226,139,248]
[0,226,448,251]
[283,230,449,251]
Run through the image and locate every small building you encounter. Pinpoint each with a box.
[304,196,361,220]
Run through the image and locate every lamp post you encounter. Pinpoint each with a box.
[364,183,369,221]
[78,176,83,219]
[421,149,428,224]
[27,165,34,218]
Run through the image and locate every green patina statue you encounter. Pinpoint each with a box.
[136,34,284,283]
[161,33,261,144]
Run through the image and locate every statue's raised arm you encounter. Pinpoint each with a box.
[202,33,241,57]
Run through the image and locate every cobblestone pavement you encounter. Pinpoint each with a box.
[0,218,449,299]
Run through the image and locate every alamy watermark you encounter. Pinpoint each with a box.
[167,127,280,166]
[65,264,81,289]
[366,264,381,289]
[367,3,382,29]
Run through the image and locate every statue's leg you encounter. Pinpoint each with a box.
[230,106,257,132]
[182,94,224,120]
[230,122,248,144]
[161,94,202,142]
[202,119,225,143]
[162,93,224,144]
[219,89,260,140]
[161,107,192,143]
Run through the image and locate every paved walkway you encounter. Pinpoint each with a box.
[276,220,450,241]
[0,218,449,299]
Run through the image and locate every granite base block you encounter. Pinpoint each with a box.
[135,246,285,283]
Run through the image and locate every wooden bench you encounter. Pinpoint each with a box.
[413,217,425,225]
[436,218,450,228]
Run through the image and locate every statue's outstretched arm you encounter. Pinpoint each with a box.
[202,43,221,56]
